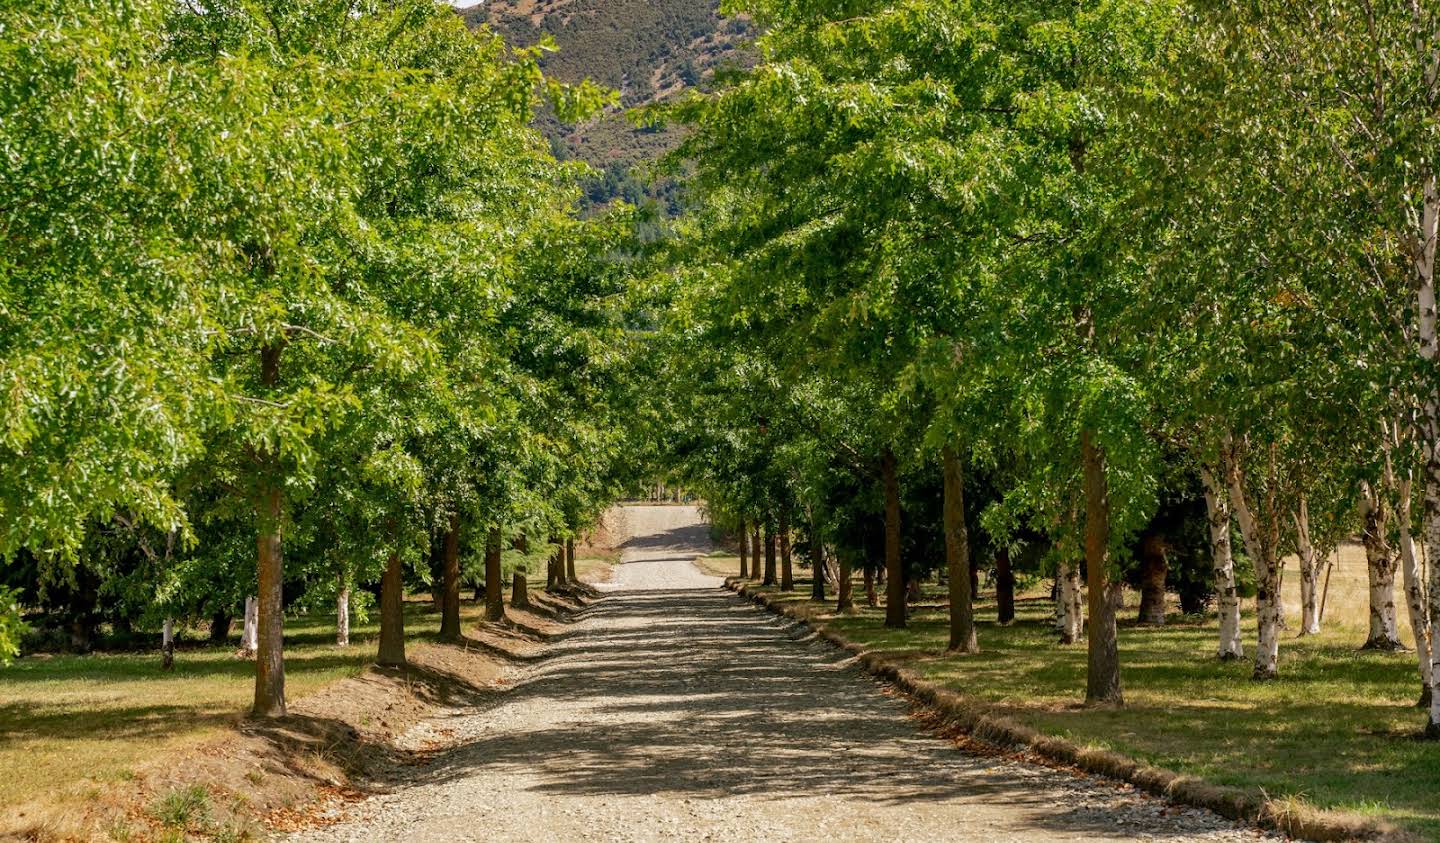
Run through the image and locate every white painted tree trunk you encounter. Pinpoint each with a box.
[161,618,175,670]
[1057,561,1084,644]
[1201,463,1244,659]
[242,595,259,658]
[1292,496,1321,636]
[1227,454,1279,679]
[336,586,350,648]
[1359,481,1402,649]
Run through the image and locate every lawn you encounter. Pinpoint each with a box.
[709,544,1440,839]
[0,554,612,813]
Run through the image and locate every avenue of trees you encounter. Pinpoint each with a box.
[652,0,1440,737]
[0,0,652,715]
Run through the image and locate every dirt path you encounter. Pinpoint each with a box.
[289,505,1278,842]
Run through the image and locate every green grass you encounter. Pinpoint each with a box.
[714,551,1440,840]
[0,553,616,815]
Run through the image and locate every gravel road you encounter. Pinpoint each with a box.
[289,504,1281,843]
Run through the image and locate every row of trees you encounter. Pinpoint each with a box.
[651,0,1440,736]
[0,0,651,714]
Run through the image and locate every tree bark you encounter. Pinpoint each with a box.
[1057,561,1083,644]
[252,483,286,717]
[1227,447,1280,680]
[439,513,461,641]
[763,518,777,586]
[161,618,174,671]
[837,551,854,612]
[336,583,350,647]
[242,595,258,657]
[1082,429,1122,705]
[750,524,762,580]
[864,564,878,607]
[943,445,977,653]
[739,520,749,579]
[566,537,577,583]
[809,521,826,602]
[484,527,505,623]
[881,447,905,629]
[1396,473,1433,708]
[1359,482,1403,650]
[377,544,406,667]
[209,611,232,645]
[1200,462,1244,659]
[995,546,1015,624]
[779,509,794,591]
[511,568,530,609]
[1136,533,1168,625]
[251,341,287,718]
[1292,496,1321,636]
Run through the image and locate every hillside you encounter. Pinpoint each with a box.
[462,0,753,209]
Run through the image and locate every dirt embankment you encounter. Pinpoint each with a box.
[8,590,594,843]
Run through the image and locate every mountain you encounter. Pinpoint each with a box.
[461,0,753,210]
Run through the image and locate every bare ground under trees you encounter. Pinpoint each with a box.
[287,505,1281,842]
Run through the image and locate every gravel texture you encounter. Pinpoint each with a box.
[288,505,1282,843]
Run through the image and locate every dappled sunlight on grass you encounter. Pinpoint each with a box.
[0,599,483,807]
[739,572,1440,839]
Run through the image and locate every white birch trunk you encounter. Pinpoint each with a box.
[1413,118,1440,733]
[1359,481,1403,649]
[242,595,259,658]
[336,586,351,648]
[1292,496,1321,636]
[1227,454,1279,679]
[161,618,174,670]
[1201,463,1244,659]
[1397,474,1433,706]
[1057,561,1084,644]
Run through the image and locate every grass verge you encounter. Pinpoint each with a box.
[713,553,1438,842]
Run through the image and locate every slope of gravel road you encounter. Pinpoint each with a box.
[288,504,1281,843]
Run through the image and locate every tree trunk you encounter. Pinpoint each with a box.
[810,523,826,602]
[881,447,905,629]
[547,539,560,590]
[863,564,877,607]
[1136,533,1168,625]
[566,537,577,583]
[1201,462,1244,660]
[484,527,505,623]
[1397,474,1433,708]
[511,568,530,609]
[1082,430,1122,705]
[763,518,777,586]
[739,521,749,579]
[336,582,350,647]
[836,551,854,611]
[1416,162,1440,737]
[242,595,258,657]
[779,510,794,591]
[1057,561,1083,644]
[1292,497,1321,636]
[995,546,1014,624]
[377,544,406,667]
[439,514,461,641]
[252,483,286,717]
[251,341,287,718]
[161,619,174,671]
[943,445,977,653]
[1228,449,1280,680]
[210,611,232,645]
[1359,482,1403,650]
[750,524,762,580]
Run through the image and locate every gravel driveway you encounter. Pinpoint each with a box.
[289,505,1280,843]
